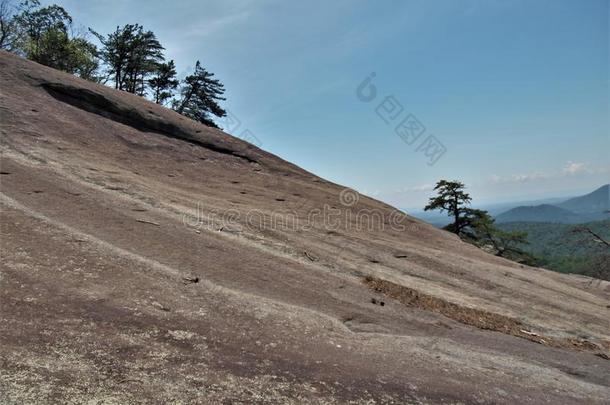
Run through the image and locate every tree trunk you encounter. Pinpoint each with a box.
[177,87,194,114]
[453,195,460,234]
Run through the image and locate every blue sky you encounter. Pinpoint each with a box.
[50,0,608,209]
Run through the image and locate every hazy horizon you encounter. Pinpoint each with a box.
[404,182,608,213]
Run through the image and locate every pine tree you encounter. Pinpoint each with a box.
[174,60,226,128]
[425,180,534,264]
[124,27,164,95]
[148,60,178,105]
[91,24,164,94]
[462,208,534,263]
[424,180,472,235]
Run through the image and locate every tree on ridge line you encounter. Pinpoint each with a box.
[2,1,230,128]
[173,60,227,128]
[425,180,534,264]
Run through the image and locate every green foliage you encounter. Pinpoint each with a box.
[3,2,229,123]
[148,60,178,105]
[91,24,164,94]
[93,26,228,114]
[424,180,472,235]
[26,27,99,79]
[174,60,227,128]
[498,220,610,280]
[65,36,99,80]
[16,1,71,58]
[3,0,99,79]
[425,180,534,264]
[462,208,535,264]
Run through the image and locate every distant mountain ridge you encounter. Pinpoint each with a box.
[495,204,584,224]
[495,184,609,224]
[557,184,609,214]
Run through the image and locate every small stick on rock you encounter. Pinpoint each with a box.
[151,301,170,311]
[183,276,200,284]
[118,378,143,384]
[136,219,160,226]
[304,251,319,262]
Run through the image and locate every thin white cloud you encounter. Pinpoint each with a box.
[489,161,606,185]
[182,10,252,39]
[489,172,549,184]
[563,161,588,175]
[394,184,435,193]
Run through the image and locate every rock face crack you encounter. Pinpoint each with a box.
[39,82,258,164]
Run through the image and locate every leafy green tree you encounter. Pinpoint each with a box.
[174,60,226,127]
[27,26,98,79]
[14,1,71,61]
[65,36,99,80]
[4,1,99,79]
[91,24,164,95]
[148,60,178,105]
[424,180,472,235]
